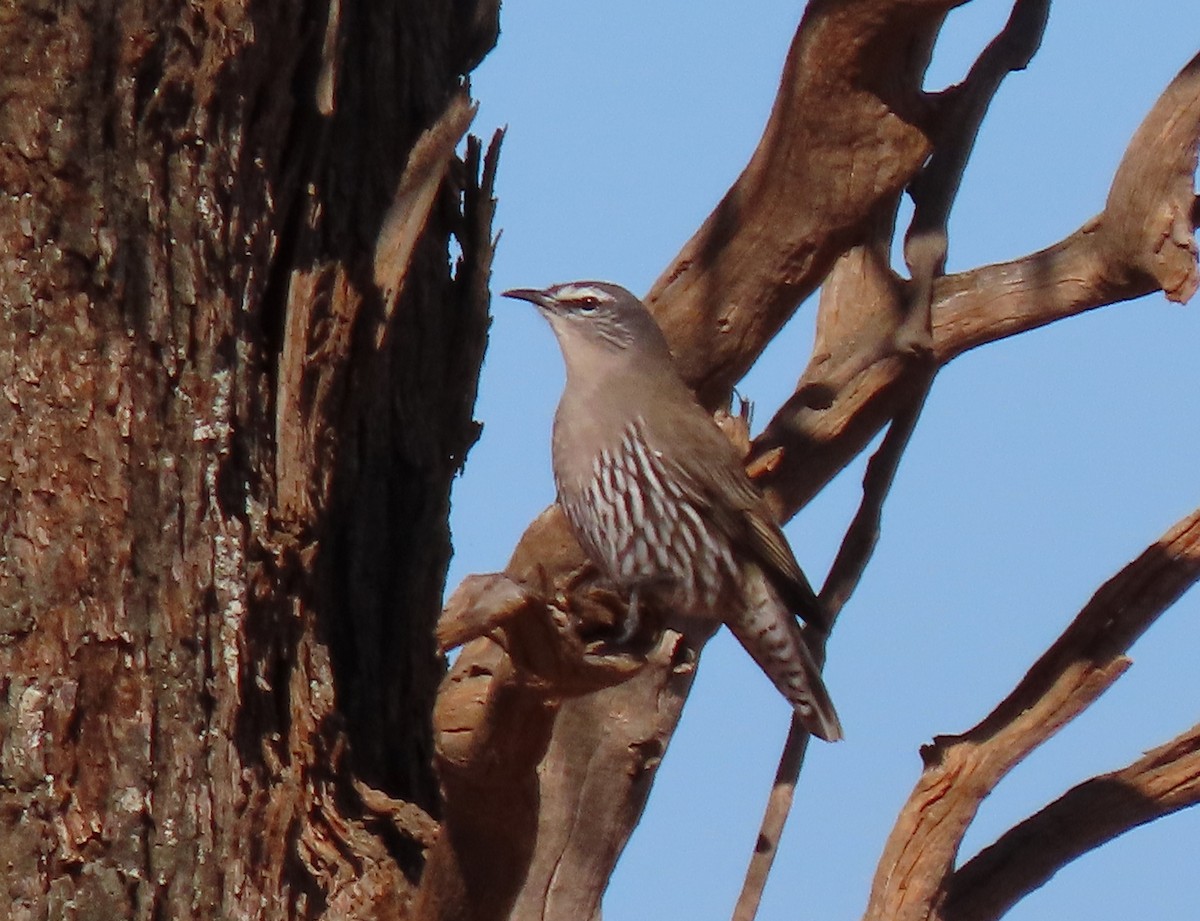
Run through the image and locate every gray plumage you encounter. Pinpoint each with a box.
[504,281,842,741]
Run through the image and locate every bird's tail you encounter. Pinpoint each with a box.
[728,571,843,742]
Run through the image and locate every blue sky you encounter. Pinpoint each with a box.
[449,2,1200,918]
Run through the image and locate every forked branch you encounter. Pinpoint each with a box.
[944,721,1200,921]
[734,7,1052,914]
[865,507,1200,921]
[421,10,1200,921]
[749,48,1200,519]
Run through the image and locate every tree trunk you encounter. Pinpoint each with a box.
[0,0,498,917]
[5,1,1198,920]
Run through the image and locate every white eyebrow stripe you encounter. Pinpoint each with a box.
[553,284,614,303]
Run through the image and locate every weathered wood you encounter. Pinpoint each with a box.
[866,507,1200,921]
[425,16,1200,921]
[0,0,499,917]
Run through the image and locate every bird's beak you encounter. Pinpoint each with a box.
[501,287,554,310]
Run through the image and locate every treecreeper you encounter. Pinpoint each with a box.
[504,281,842,741]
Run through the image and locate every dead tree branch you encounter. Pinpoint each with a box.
[421,9,1200,919]
[944,721,1200,921]
[749,48,1200,519]
[865,507,1200,921]
[419,5,964,917]
[643,0,954,412]
[733,8,1053,915]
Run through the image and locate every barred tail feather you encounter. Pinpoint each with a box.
[728,571,843,742]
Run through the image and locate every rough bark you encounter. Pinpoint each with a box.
[424,5,1200,920]
[4,0,1197,918]
[0,0,498,918]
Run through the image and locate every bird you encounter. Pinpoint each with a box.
[503,281,842,741]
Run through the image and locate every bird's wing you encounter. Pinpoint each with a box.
[653,412,829,631]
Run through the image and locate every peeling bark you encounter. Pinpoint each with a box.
[4,0,1198,919]
[0,0,499,917]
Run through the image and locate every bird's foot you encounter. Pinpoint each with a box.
[611,588,642,645]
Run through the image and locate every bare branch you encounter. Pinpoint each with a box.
[424,18,1200,921]
[645,0,957,411]
[757,0,1054,587]
[934,49,1200,364]
[864,506,1200,921]
[820,0,1052,636]
[735,390,925,921]
[944,722,1200,921]
[734,12,1055,914]
[905,0,1049,338]
[911,0,1049,260]
[421,6,972,917]
[751,48,1200,520]
[820,398,924,619]
[733,713,813,921]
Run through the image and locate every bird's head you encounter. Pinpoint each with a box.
[502,281,667,354]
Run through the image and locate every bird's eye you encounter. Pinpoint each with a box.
[574,297,600,313]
